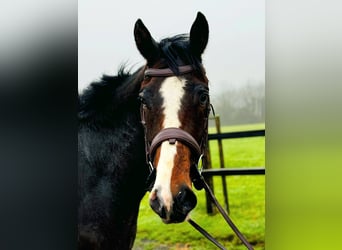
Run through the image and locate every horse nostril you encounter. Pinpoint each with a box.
[159,206,167,219]
[150,189,158,201]
[149,193,167,219]
[175,186,197,214]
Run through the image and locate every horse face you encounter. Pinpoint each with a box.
[135,12,209,223]
[139,75,210,223]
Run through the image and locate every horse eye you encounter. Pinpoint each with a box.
[144,75,151,81]
[199,93,209,105]
[138,92,152,110]
[138,92,146,104]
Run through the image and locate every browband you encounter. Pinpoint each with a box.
[144,65,194,77]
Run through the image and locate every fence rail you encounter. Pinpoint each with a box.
[208,129,265,140]
[202,167,265,177]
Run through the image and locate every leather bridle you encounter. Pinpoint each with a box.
[140,64,209,190]
[144,65,194,78]
[139,65,254,250]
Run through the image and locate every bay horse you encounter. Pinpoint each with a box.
[78,12,210,249]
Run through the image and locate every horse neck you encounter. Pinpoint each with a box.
[79,66,149,198]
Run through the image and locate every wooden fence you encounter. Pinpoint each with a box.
[202,116,265,214]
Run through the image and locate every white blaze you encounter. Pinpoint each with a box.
[160,77,185,128]
[150,76,186,211]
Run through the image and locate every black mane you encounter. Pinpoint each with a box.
[78,66,144,125]
[158,34,203,76]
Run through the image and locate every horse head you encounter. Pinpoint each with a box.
[134,12,210,223]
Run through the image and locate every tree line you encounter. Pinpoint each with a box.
[211,83,265,126]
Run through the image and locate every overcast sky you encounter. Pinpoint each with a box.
[78,0,264,96]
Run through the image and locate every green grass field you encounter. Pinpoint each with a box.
[133,123,265,250]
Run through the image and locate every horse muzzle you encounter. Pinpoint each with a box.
[149,184,197,223]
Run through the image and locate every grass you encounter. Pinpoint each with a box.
[133,123,265,250]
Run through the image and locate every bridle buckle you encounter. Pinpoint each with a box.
[197,154,204,175]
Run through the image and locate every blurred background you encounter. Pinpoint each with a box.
[2,0,341,249]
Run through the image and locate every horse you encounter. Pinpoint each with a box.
[78,12,210,250]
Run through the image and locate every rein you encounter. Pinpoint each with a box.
[188,167,254,250]
[140,65,254,250]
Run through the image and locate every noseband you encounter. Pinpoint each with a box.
[140,65,254,250]
[149,127,202,161]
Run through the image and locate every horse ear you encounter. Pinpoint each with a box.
[134,19,159,65]
[189,12,209,57]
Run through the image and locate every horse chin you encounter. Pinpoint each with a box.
[161,212,189,224]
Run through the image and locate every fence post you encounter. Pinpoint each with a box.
[204,136,216,214]
[214,116,230,214]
